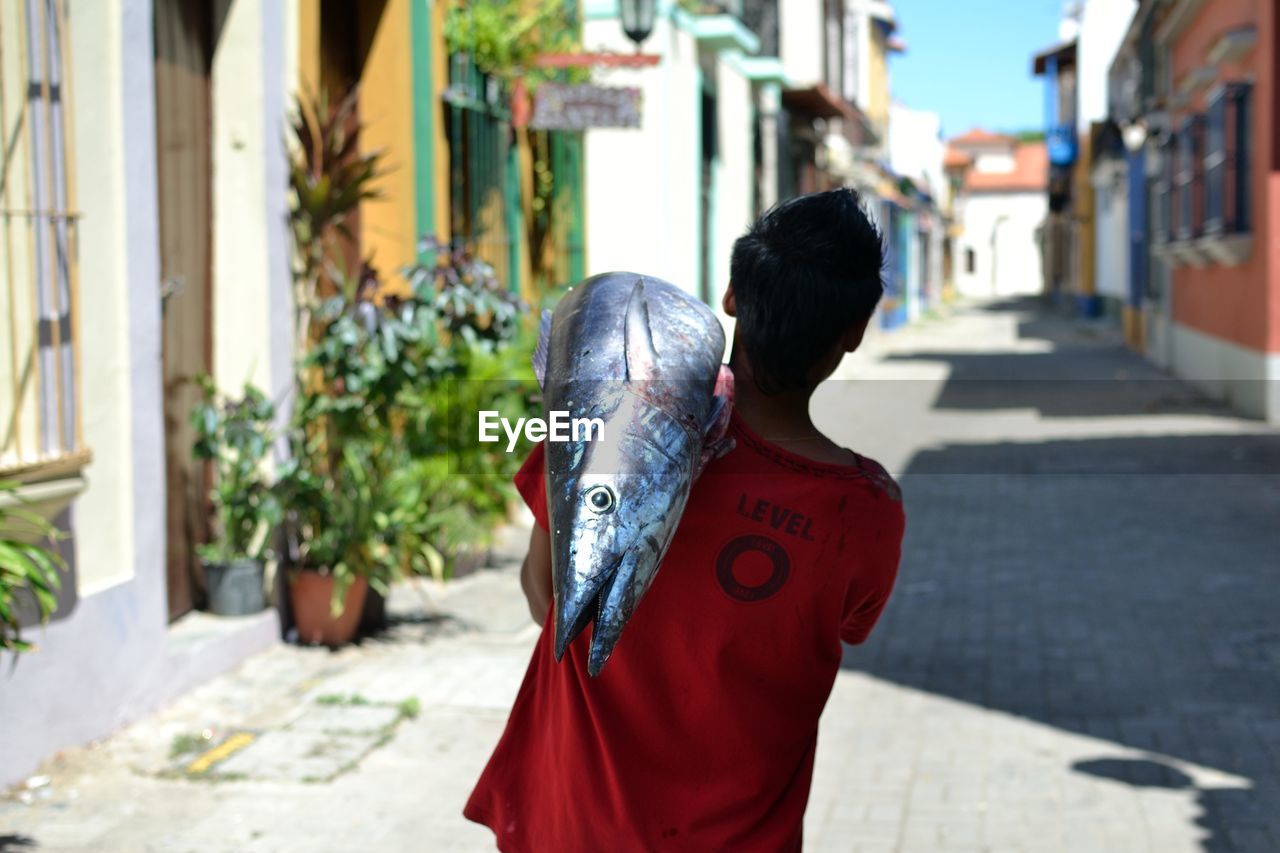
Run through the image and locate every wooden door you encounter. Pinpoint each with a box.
[154,0,214,621]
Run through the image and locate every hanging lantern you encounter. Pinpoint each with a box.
[620,0,657,48]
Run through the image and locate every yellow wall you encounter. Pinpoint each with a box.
[1074,134,1095,296]
[358,0,418,294]
[296,0,419,294]
[296,0,320,98]
[867,28,891,137]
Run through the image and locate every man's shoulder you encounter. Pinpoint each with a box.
[847,453,903,505]
[701,440,902,526]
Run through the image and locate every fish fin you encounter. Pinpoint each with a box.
[623,280,659,382]
[532,309,552,389]
[696,365,736,478]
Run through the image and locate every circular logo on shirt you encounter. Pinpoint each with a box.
[715,534,790,603]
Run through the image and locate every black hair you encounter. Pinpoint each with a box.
[728,188,885,393]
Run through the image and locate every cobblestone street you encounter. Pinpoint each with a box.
[3,299,1278,852]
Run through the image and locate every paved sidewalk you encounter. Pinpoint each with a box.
[3,299,1278,852]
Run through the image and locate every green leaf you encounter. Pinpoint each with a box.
[420,542,445,584]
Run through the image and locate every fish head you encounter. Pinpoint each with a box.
[541,273,726,675]
[549,408,694,673]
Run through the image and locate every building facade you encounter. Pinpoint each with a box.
[1,0,591,787]
[947,130,1049,299]
[0,0,295,786]
[580,0,757,326]
[1111,0,1279,422]
[1035,0,1138,319]
[582,0,913,331]
[888,103,947,322]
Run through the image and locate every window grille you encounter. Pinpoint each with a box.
[1174,115,1204,240]
[0,0,82,477]
[1153,134,1175,244]
[444,53,517,293]
[1204,82,1252,234]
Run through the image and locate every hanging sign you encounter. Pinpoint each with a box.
[530,84,643,131]
[534,53,661,69]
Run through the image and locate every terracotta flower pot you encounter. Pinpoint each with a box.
[289,572,368,646]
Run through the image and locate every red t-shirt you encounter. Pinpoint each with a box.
[465,411,905,851]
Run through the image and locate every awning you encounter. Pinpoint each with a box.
[782,84,877,146]
[1032,40,1077,75]
[782,83,848,119]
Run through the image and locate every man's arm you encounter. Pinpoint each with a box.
[519,523,552,625]
[840,501,905,645]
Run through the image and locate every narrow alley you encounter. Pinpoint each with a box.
[3,298,1277,853]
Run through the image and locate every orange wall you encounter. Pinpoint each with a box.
[1168,0,1277,354]
[1270,3,1280,354]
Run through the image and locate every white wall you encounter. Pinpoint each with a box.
[888,104,947,210]
[842,5,865,105]
[212,0,275,395]
[780,0,823,85]
[955,192,1047,298]
[711,56,754,325]
[1172,324,1280,423]
[69,0,137,593]
[974,151,1015,173]
[1092,163,1128,301]
[1077,0,1137,135]
[584,14,700,292]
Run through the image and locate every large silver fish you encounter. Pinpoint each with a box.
[532,272,734,676]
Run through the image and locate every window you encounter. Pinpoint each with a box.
[1138,14,1156,106]
[1154,134,1175,243]
[1174,115,1204,240]
[965,248,975,274]
[444,53,517,292]
[1204,82,1252,234]
[740,0,779,59]
[1,0,82,476]
[823,0,843,96]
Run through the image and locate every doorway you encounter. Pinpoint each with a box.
[154,0,216,621]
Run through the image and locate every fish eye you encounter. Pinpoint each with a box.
[585,485,615,514]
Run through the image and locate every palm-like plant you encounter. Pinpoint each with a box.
[0,481,67,655]
[288,86,387,356]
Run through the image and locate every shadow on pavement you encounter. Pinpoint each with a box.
[1074,756,1196,789]
[885,298,1257,419]
[1073,757,1274,853]
[905,433,1280,475]
[882,351,1239,419]
[841,430,1280,850]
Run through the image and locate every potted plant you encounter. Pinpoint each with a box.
[394,240,535,575]
[281,87,391,645]
[281,85,538,644]
[190,378,281,617]
[275,442,381,646]
[0,480,67,656]
[276,261,425,643]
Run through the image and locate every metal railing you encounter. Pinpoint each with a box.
[0,0,83,478]
[444,53,519,293]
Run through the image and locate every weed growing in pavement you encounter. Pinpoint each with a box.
[168,731,213,759]
[315,692,371,706]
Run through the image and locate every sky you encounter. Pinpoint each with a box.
[887,0,1066,139]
